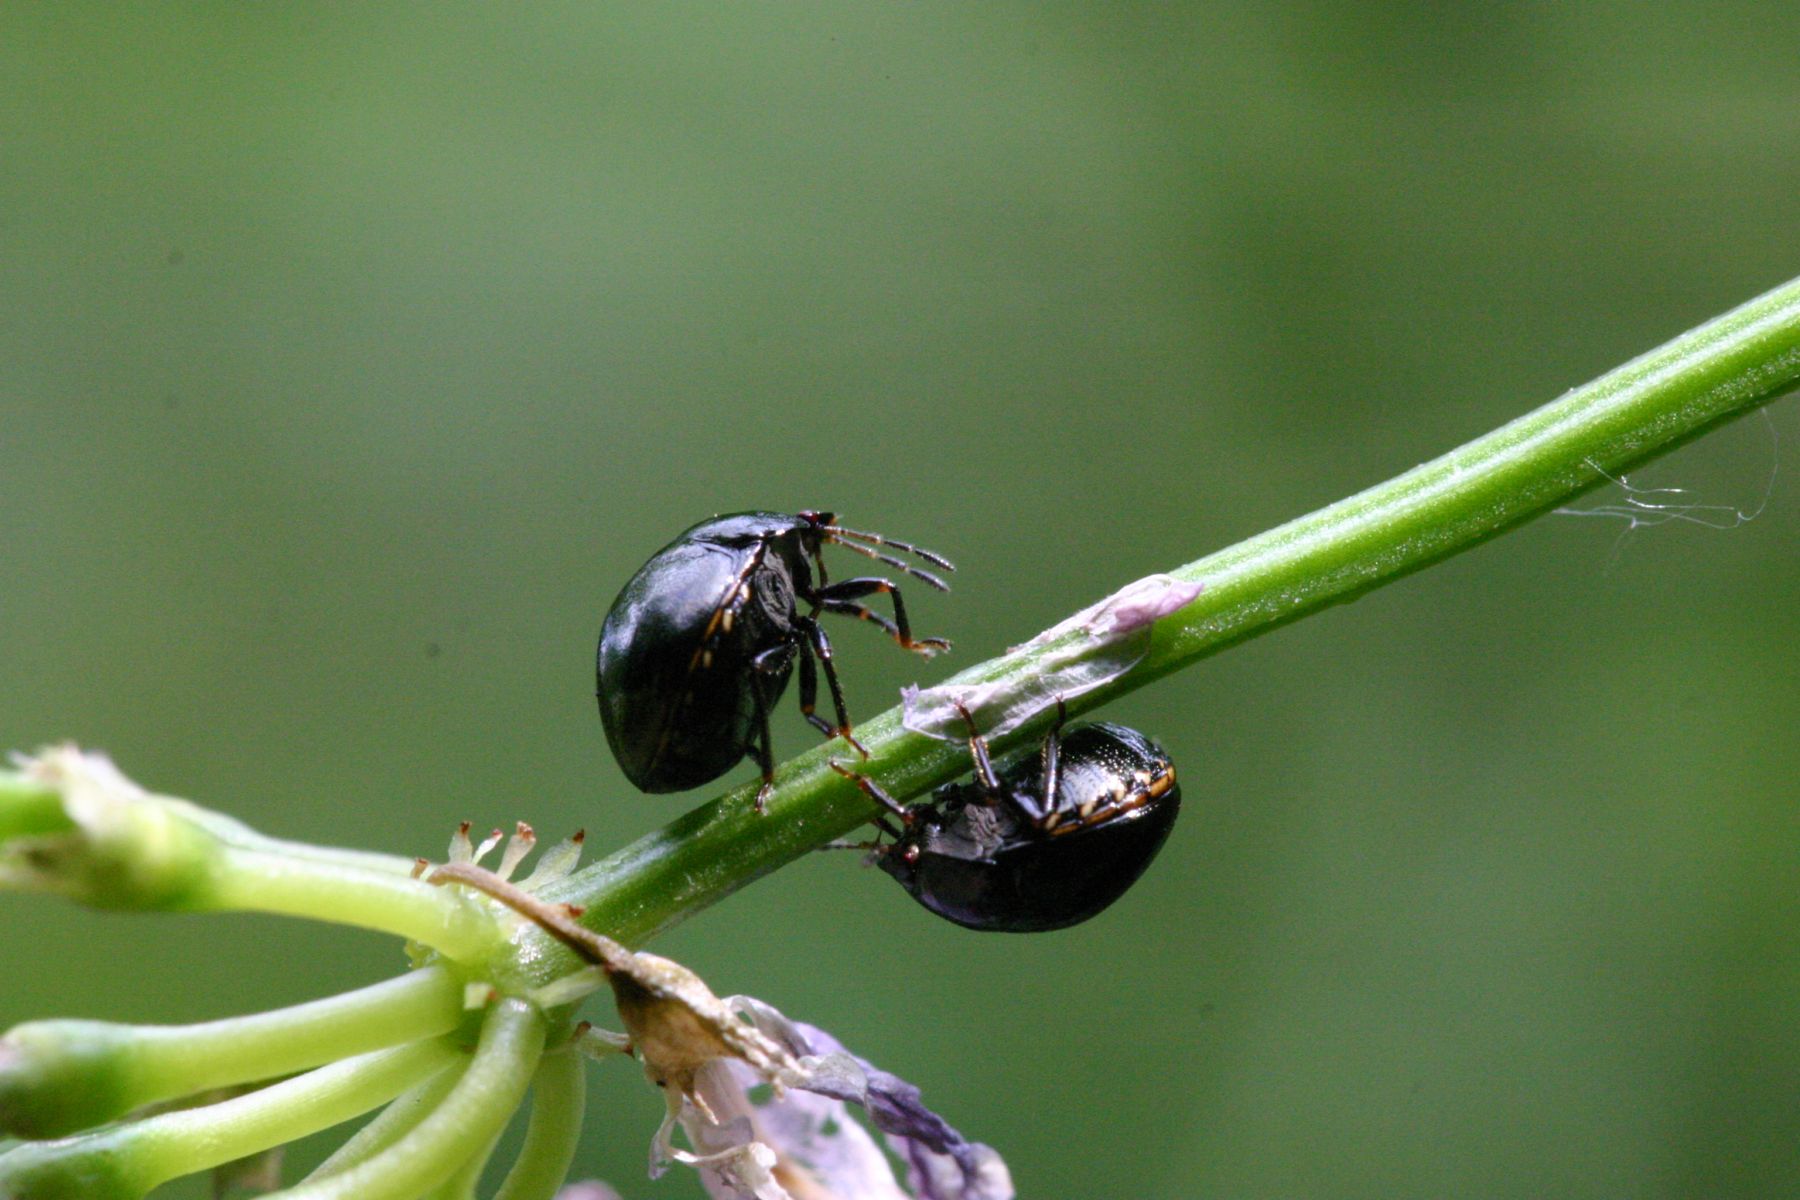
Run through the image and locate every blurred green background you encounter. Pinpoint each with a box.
[4,5,1799,1198]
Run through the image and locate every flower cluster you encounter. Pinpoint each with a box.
[0,747,1009,1200]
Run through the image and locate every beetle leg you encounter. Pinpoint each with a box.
[1041,696,1069,800]
[789,527,829,593]
[818,838,888,852]
[794,636,837,739]
[829,760,911,822]
[798,613,869,758]
[746,673,778,813]
[1012,695,1069,827]
[814,576,950,653]
[752,641,807,798]
[951,701,1005,796]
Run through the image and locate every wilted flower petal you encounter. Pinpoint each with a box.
[1044,572,1205,640]
[790,1034,1010,1200]
[684,1057,909,1200]
[611,953,803,1105]
[705,996,1014,1200]
[698,1138,787,1200]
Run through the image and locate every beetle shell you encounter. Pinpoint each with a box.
[597,513,811,792]
[879,722,1181,932]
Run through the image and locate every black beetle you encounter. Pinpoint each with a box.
[596,510,952,808]
[834,703,1181,932]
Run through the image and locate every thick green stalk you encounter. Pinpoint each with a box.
[516,273,1800,977]
[203,846,504,961]
[106,967,464,1101]
[491,1050,587,1200]
[0,750,502,959]
[300,1064,464,1184]
[0,968,463,1138]
[129,1042,460,1193]
[263,999,545,1200]
[0,1040,459,1200]
[420,1125,504,1200]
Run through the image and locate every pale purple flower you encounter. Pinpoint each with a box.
[654,996,1013,1200]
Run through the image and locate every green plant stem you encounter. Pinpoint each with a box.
[492,1049,587,1200]
[135,1041,460,1193]
[155,799,425,878]
[264,999,545,1200]
[301,1064,464,1184]
[123,967,463,1110]
[421,1125,504,1200]
[514,272,1800,977]
[203,845,504,961]
[0,968,466,1138]
[0,1039,459,1199]
[213,828,427,878]
[0,759,499,957]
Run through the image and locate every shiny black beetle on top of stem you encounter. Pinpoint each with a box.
[833,702,1181,932]
[597,510,953,809]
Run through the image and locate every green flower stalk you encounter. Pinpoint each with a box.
[0,748,503,960]
[302,1062,466,1184]
[265,999,544,1200]
[0,970,464,1138]
[489,1050,586,1200]
[3,273,1800,1198]
[0,1040,458,1200]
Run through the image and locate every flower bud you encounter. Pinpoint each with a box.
[0,1128,144,1200]
[0,774,72,843]
[0,748,219,911]
[0,1020,140,1139]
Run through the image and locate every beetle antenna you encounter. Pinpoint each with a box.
[826,537,952,591]
[828,524,956,572]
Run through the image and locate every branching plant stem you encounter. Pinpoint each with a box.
[4,271,1800,1200]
